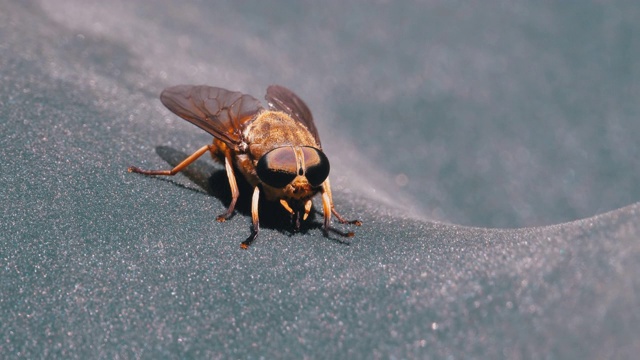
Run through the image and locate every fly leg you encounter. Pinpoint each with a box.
[129,146,241,222]
[331,209,362,226]
[215,152,240,222]
[128,144,211,176]
[322,178,362,229]
[321,190,355,238]
[241,186,261,249]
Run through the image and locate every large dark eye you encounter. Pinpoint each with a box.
[302,147,330,187]
[256,147,298,188]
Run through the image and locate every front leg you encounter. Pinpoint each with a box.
[323,177,362,226]
[321,187,355,238]
[216,152,240,222]
[240,186,261,249]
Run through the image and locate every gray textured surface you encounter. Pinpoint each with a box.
[2,1,640,358]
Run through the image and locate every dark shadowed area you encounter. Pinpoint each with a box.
[2,1,639,358]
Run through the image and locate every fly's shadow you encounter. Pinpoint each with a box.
[154,146,328,236]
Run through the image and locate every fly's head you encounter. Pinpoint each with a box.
[256,145,329,201]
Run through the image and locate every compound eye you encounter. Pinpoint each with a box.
[302,147,330,187]
[256,147,298,188]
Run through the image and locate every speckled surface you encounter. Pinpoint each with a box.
[2,1,640,358]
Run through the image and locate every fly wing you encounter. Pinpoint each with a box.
[160,85,263,150]
[265,85,321,146]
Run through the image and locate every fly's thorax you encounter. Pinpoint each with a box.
[243,110,320,154]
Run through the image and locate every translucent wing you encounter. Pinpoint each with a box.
[265,85,321,146]
[160,85,263,150]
